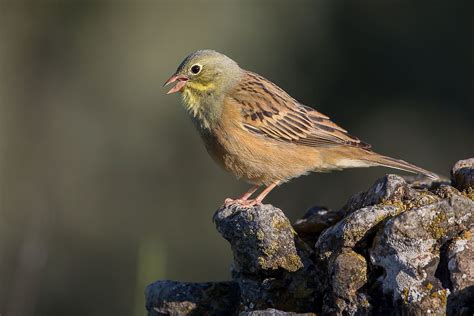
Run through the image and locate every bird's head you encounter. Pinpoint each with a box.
[164,50,243,118]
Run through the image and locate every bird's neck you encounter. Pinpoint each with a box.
[181,88,224,131]
[181,71,243,131]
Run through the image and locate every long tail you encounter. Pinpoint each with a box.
[360,152,439,180]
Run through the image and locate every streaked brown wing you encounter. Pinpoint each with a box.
[229,71,371,149]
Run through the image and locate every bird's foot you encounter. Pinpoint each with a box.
[224,198,261,208]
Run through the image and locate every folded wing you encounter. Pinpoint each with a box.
[230,71,371,149]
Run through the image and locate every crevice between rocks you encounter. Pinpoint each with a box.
[145,158,474,316]
[435,240,454,291]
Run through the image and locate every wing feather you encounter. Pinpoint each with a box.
[229,71,371,149]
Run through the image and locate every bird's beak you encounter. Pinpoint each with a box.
[163,74,189,94]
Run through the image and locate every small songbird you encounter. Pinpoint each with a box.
[164,50,438,206]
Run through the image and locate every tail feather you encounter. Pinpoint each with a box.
[361,153,439,180]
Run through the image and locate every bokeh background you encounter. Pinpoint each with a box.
[0,1,472,315]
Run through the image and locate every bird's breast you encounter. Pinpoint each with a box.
[182,89,224,131]
[196,117,319,185]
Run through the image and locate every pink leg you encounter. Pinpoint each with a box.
[239,185,260,200]
[225,181,280,207]
[252,181,280,204]
[224,185,260,206]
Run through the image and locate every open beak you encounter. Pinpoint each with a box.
[163,74,188,94]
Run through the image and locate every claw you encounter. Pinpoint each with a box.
[223,198,261,208]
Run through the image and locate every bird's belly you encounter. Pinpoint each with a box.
[201,128,322,185]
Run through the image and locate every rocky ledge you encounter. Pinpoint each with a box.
[146,159,474,316]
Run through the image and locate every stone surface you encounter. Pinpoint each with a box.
[293,206,343,246]
[145,280,240,315]
[145,159,474,316]
[447,227,474,291]
[446,227,474,316]
[315,204,401,262]
[451,158,474,191]
[240,309,316,316]
[322,248,370,315]
[214,204,320,312]
[342,174,418,213]
[213,204,304,274]
[370,192,474,315]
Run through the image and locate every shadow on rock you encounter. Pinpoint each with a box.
[145,159,474,316]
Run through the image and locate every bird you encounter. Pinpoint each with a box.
[164,50,438,206]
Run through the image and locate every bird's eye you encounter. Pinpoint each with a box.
[191,65,201,74]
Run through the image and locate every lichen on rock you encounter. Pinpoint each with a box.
[214,204,321,312]
[213,204,305,274]
[451,158,474,192]
[145,280,240,315]
[145,159,474,316]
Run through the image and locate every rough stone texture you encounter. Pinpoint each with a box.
[214,204,320,312]
[145,159,474,316]
[293,206,343,246]
[451,158,474,191]
[323,249,370,315]
[213,204,304,274]
[240,309,315,316]
[342,174,418,213]
[370,192,473,315]
[145,280,240,315]
[446,227,474,316]
[315,204,401,262]
[447,227,474,292]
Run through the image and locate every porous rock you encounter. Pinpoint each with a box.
[213,204,304,274]
[240,309,316,316]
[322,248,370,315]
[451,158,474,191]
[447,227,474,291]
[214,204,320,312]
[342,174,417,213]
[446,227,474,316]
[314,170,473,315]
[370,191,474,315]
[315,204,400,262]
[293,206,343,246]
[145,159,474,316]
[145,280,240,315]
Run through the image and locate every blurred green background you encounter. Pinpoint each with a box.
[0,1,472,315]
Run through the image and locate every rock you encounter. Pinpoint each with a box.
[314,191,406,315]
[447,228,474,291]
[240,309,315,316]
[314,171,473,315]
[330,250,367,300]
[322,249,370,315]
[370,190,474,315]
[214,204,320,312]
[315,204,401,262]
[145,159,474,316]
[446,227,474,316]
[447,286,474,316]
[145,280,240,315]
[343,174,417,213]
[451,158,474,191]
[293,206,343,246]
[213,204,304,274]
